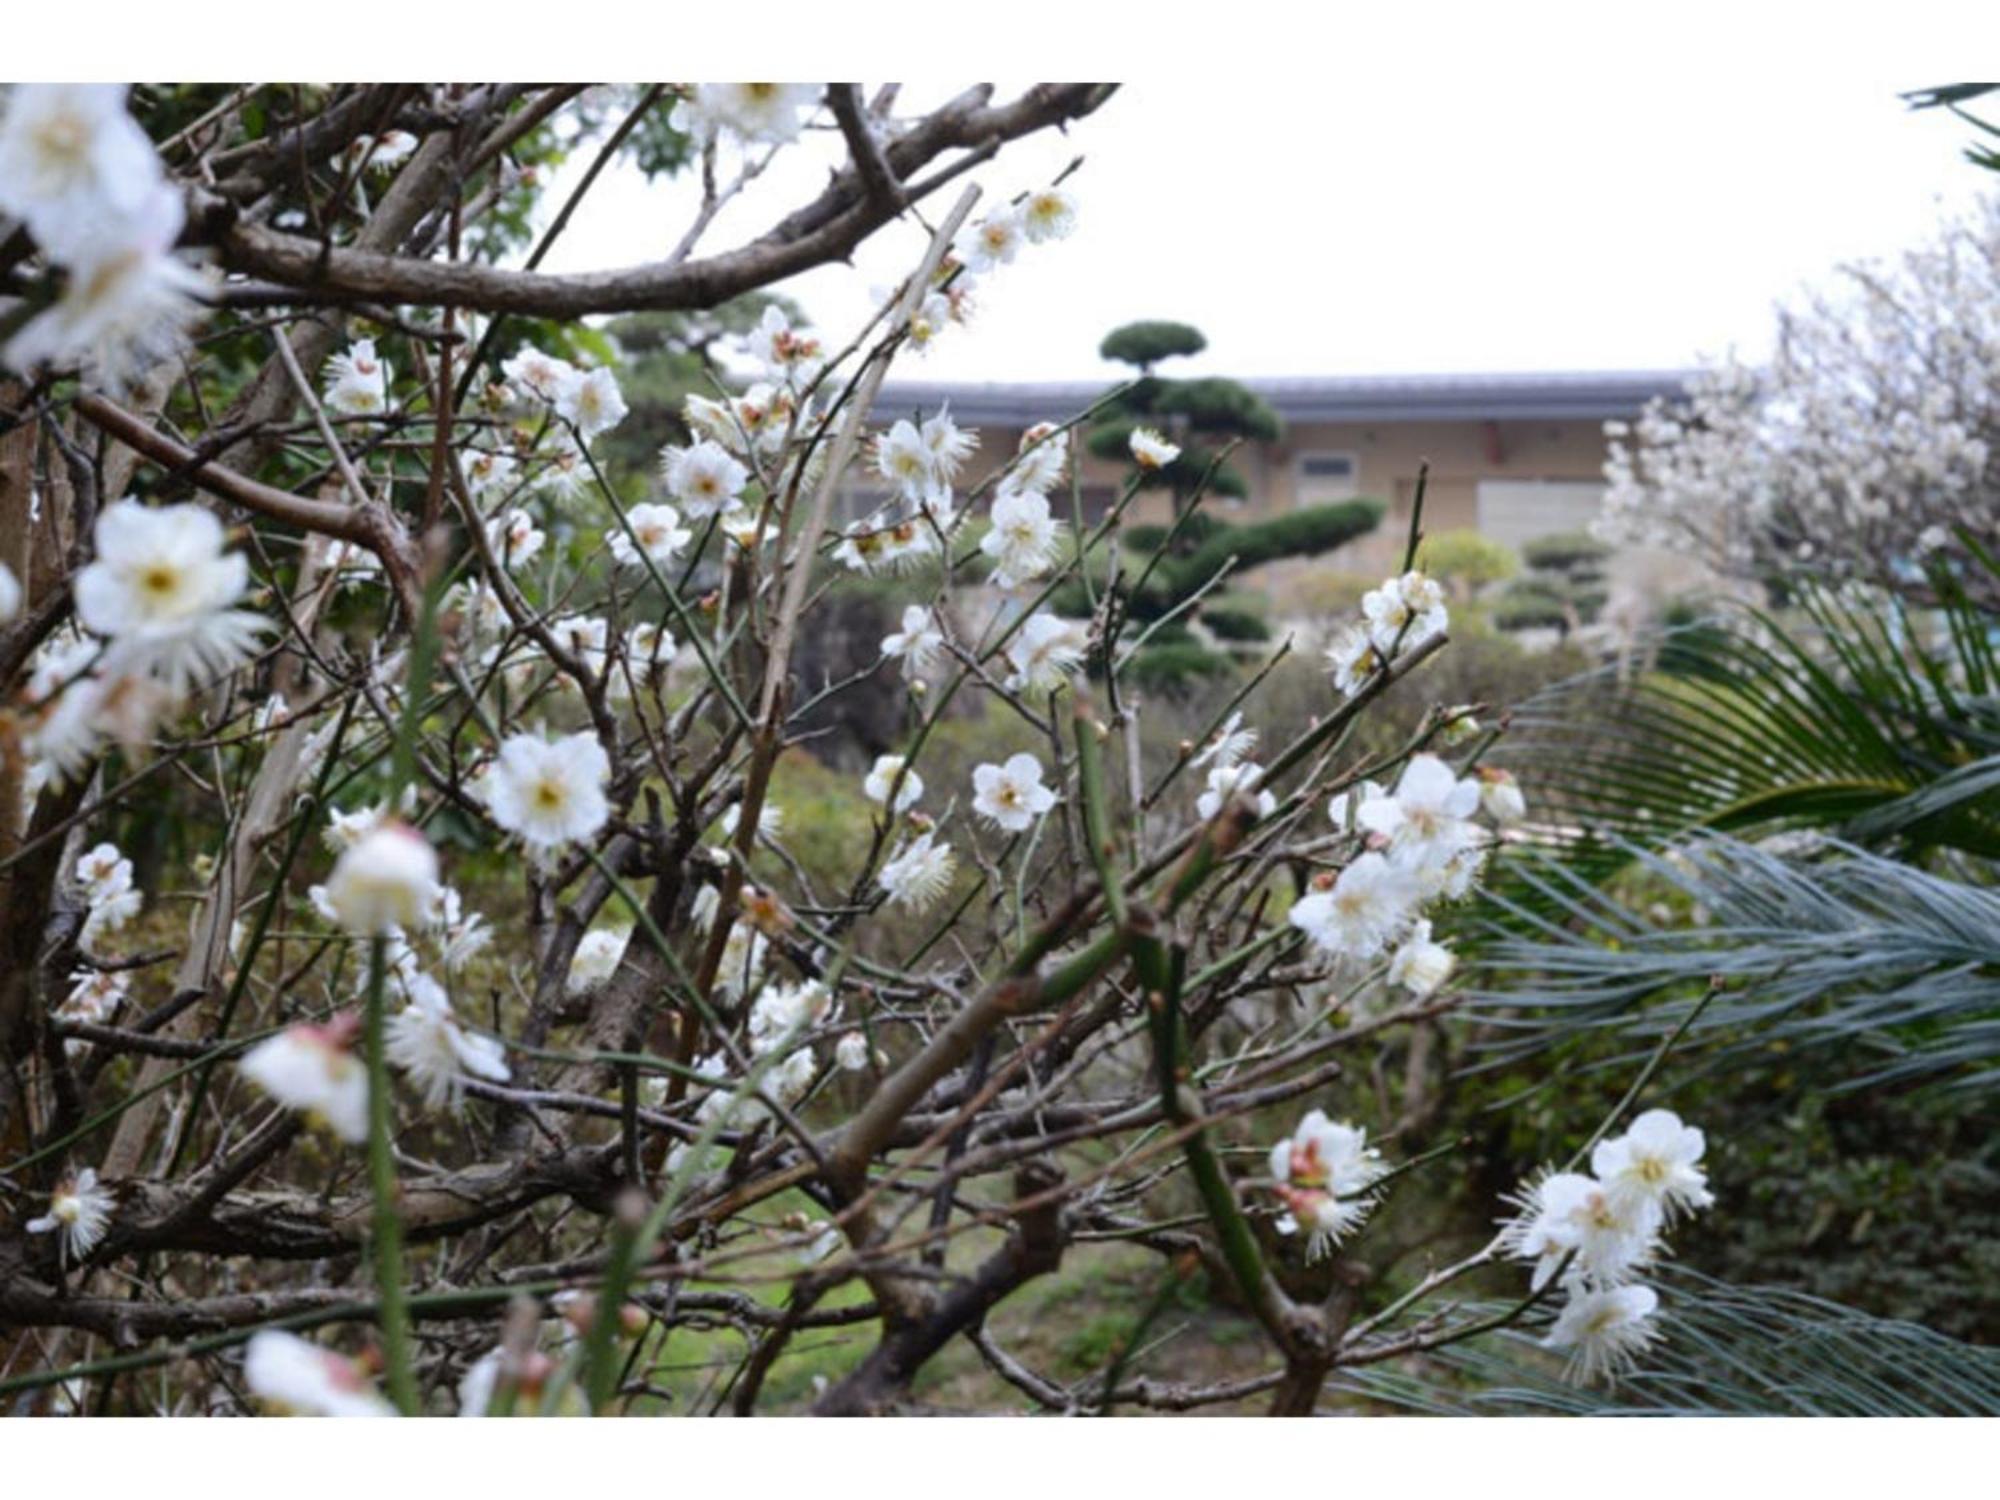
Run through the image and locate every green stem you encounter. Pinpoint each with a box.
[363,935,417,1414]
[1072,696,1127,930]
[1133,929,1286,1335]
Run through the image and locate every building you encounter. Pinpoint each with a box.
[874,370,1690,574]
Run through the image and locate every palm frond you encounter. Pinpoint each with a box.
[1334,1268,2000,1415]
[1487,573,2000,886]
[1463,833,2000,1090]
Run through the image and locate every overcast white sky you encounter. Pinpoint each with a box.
[539,70,1989,385]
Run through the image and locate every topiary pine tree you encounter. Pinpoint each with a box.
[1060,320,1383,693]
[1087,320,1281,511]
[1494,529,1611,640]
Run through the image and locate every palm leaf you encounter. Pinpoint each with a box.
[1462,833,2000,1091]
[1334,1268,2000,1415]
[1486,571,2000,889]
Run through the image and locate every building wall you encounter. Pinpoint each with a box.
[961,415,1615,575]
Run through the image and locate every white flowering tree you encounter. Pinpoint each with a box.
[1599,197,2000,606]
[0,83,1714,1417]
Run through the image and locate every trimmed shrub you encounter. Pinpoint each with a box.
[1098,321,1206,370]
[1123,642,1238,694]
[1202,606,1273,642]
[1523,530,1611,572]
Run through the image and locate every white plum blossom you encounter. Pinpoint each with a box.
[981,489,1063,589]
[322,339,390,417]
[3,179,207,389]
[918,409,978,487]
[79,870,142,957]
[608,503,692,570]
[1325,623,1381,698]
[716,812,784,856]
[1287,852,1417,962]
[1440,707,1484,746]
[533,434,590,499]
[617,621,677,688]
[501,346,576,404]
[457,1348,504,1418]
[18,636,109,784]
[1004,422,1069,498]
[1361,570,1448,655]
[1268,1111,1385,1261]
[748,979,834,1053]
[73,500,266,696]
[835,1031,871,1072]
[0,86,206,388]
[878,831,955,912]
[76,841,132,903]
[0,560,19,622]
[567,928,628,994]
[485,508,545,570]
[690,1037,816,1132]
[906,287,965,353]
[0,84,162,258]
[864,754,923,813]
[682,393,736,448]
[1003,611,1085,693]
[1128,427,1179,470]
[1496,1112,1715,1384]
[243,1331,395,1418]
[1480,767,1528,826]
[910,482,960,538]
[462,448,517,498]
[719,801,783,846]
[1599,200,2000,601]
[1387,918,1456,996]
[1326,778,1385,834]
[875,410,977,497]
[1190,711,1256,772]
[702,381,794,453]
[238,1016,370,1144]
[1021,186,1078,243]
[1357,754,1483,889]
[552,614,611,682]
[321,537,383,583]
[26,1167,114,1263]
[881,604,945,678]
[744,303,823,385]
[713,918,769,1002]
[1590,1110,1713,1224]
[833,517,932,576]
[972,753,1056,833]
[670,84,822,147]
[1196,761,1275,821]
[429,886,491,973]
[958,207,1025,272]
[1542,1284,1661,1385]
[323,822,439,935]
[386,974,510,1110]
[322,796,409,854]
[56,967,129,1055]
[482,731,611,853]
[554,365,627,440]
[1503,1171,1661,1292]
[663,439,750,519]
[346,130,416,173]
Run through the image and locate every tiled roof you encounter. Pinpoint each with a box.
[874,370,1692,426]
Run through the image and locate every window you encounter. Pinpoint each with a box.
[1295,451,1359,505]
